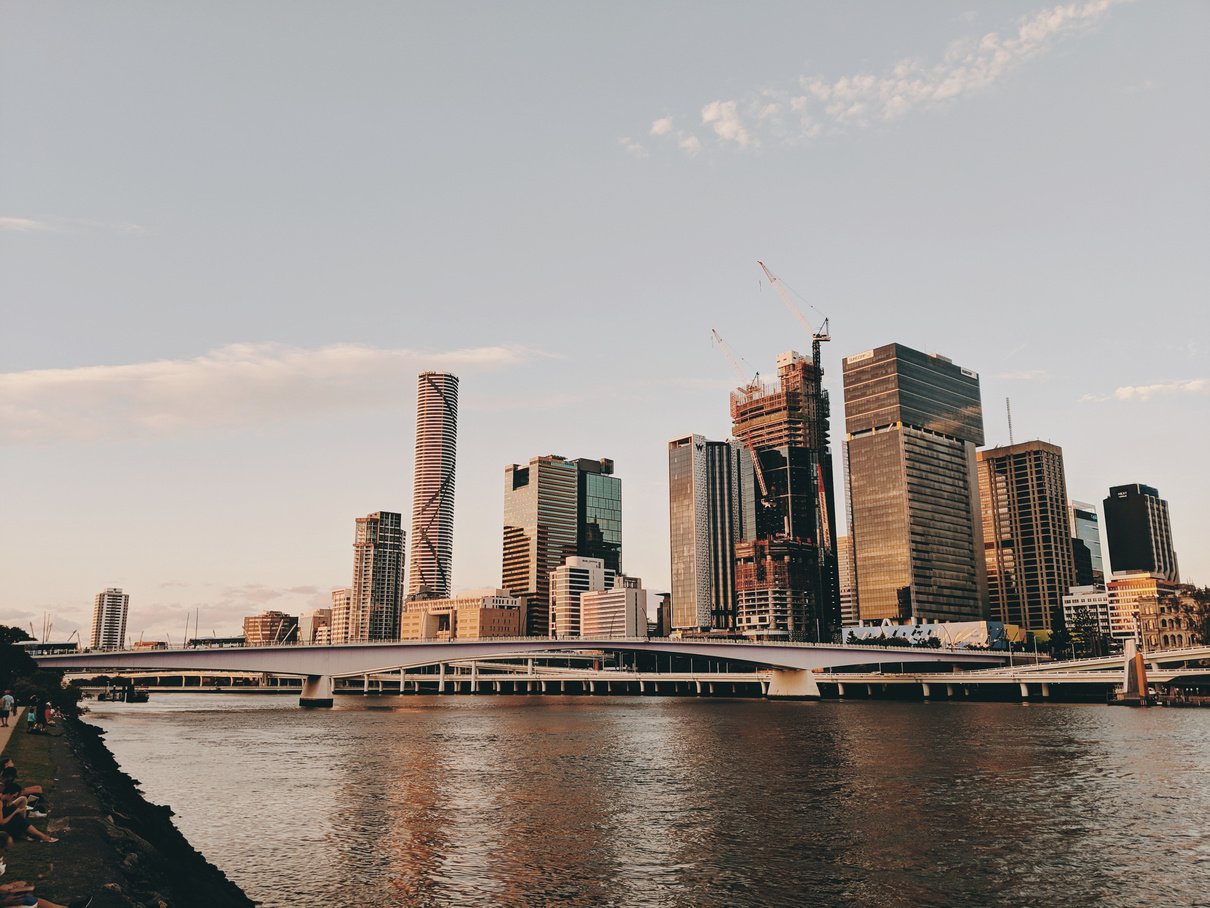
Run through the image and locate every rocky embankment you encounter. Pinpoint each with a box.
[37,716,255,907]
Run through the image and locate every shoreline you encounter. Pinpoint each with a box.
[3,713,255,908]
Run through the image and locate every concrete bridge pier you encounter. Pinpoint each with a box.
[1019,682,1031,701]
[766,669,821,700]
[921,682,932,699]
[836,682,846,697]
[300,675,333,708]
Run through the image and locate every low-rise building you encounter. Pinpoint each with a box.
[242,610,299,646]
[1062,585,1113,638]
[400,588,522,641]
[1107,571,1181,642]
[299,608,332,644]
[581,576,647,639]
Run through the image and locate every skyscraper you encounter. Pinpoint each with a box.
[1069,500,1105,586]
[729,350,840,641]
[1103,484,1180,582]
[90,587,129,650]
[409,372,458,598]
[843,343,987,623]
[349,511,406,641]
[667,434,751,631]
[977,440,1078,633]
[502,455,622,637]
[837,534,858,627]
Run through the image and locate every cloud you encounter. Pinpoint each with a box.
[0,215,146,234]
[617,136,648,159]
[646,0,1126,155]
[0,341,538,444]
[1079,378,1207,403]
[0,217,52,232]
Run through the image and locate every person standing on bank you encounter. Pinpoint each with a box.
[0,693,11,729]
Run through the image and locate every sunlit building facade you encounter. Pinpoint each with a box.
[90,587,129,650]
[503,455,621,636]
[843,343,987,623]
[409,372,459,598]
[242,610,299,646]
[978,440,1077,634]
[837,534,858,627]
[549,556,615,639]
[580,576,647,639]
[350,511,406,641]
[400,589,522,641]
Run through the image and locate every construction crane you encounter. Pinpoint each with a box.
[757,261,834,552]
[710,329,775,511]
[757,261,830,373]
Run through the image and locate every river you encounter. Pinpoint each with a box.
[86,694,1210,907]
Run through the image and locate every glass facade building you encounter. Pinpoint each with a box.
[1103,484,1180,583]
[977,441,1077,633]
[502,455,622,636]
[843,344,987,623]
[667,434,751,631]
[1069,500,1105,586]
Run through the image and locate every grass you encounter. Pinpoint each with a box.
[2,708,60,886]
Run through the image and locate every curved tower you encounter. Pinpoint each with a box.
[409,371,459,597]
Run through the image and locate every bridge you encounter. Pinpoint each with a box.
[34,636,1006,706]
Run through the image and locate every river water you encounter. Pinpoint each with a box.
[86,694,1210,907]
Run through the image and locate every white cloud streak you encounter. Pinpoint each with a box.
[0,342,538,444]
[646,0,1126,155]
[1080,378,1208,403]
[0,215,146,234]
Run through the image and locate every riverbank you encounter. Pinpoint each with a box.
[2,713,253,908]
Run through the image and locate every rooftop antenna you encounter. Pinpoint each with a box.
[1006,397,1015,446]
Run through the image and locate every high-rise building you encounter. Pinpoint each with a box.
[667,434,751,632]
[837,534,858,626]
[549,556,615,639]
[350,511,406,641]
[409,372,459,598]
[90,587,129,650]
[977,440,1078,633]
[1103,484,1179,582]
[1069,500,1105,586]
[1107,571,1181,642]
[329,588,352,644]
[502,455,622,636]
[729,350,840,641]
[243,610,299,646]
[843,343,986,623]
[574,458,622,574]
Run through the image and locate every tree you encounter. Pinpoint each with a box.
[1070,605,1106,658]
[1180,587,1210,646]
[1048,606,1073,659]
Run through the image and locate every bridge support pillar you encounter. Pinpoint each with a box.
[1041,683,1051,699]
[836,682,846,697]
[921,682,932,699]
[766,669,820,700]
[300,675,333,708]
[1019,682,1030,700]
[946,684,955,698]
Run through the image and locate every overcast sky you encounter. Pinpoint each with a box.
[2,0,1206,642]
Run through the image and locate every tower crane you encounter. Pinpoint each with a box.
[710,329,775,511]
[757,261,830,373]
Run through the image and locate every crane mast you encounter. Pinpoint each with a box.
[710,329,775,510]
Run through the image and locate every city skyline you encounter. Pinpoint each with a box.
[2,2,1207,639]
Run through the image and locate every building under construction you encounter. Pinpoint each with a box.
[731,350,840,641]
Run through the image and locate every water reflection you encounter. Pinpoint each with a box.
[88,695,1210,907]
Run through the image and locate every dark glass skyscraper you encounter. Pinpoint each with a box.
[1103,483,1179,582]
[843,343,987,623]
[502,455,622,636]
[350,511,406,641]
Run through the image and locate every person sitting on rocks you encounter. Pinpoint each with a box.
[0,786,56,844]
[0,831,91,907]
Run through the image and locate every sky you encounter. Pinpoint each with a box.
[2,1,1207,643]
